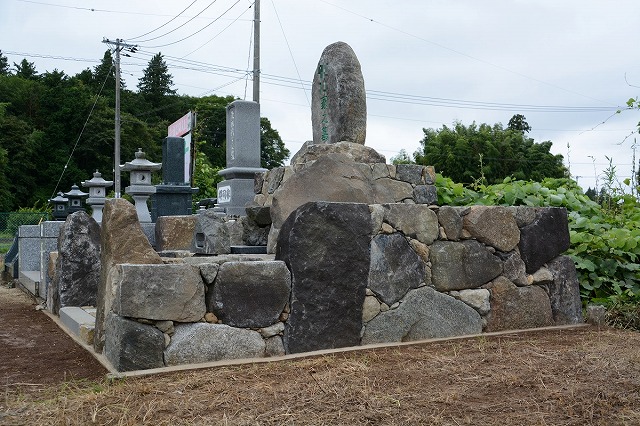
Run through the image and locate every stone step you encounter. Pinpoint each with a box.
[59,306,96,346]
[18,270,41,298]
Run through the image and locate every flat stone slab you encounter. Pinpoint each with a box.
[59,306,96,337]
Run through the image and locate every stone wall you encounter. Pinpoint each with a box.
[100,200,582,372]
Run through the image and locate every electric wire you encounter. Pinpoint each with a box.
[125,0,199,42]
[129,1,219,43]
[316,0,615,107]
[49,64,114,200]
[270,0,309,107]
[181,2,254,58]
[140,0,242,49]
[244,13,254,99]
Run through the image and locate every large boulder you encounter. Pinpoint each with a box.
[311,42,366,145]
[270,155,378,231]
[94,199,163,353]
[208,261,291,328]
[112,263,206,322]
[164,323,265,366]
[277,202,371,354]
[518,207,570,273]
[51,211,101,314]
[362,286,482,344]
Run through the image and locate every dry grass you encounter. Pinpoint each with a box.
[3,326,640,425]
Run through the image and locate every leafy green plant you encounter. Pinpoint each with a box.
[434,173,640,305]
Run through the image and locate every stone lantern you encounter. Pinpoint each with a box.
[49,192,69,221]
[120,148,161,223]
[64,184,88,215]
[82,170,113,223]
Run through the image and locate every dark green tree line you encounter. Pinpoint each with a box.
[0,50,289,210]
[414,116,567,184]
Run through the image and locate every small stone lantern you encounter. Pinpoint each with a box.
[49,192,69,221]
[120,148,162,223]
[64,184,88,215]
[82,170,113,223]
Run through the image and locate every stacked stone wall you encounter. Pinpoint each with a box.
[95,199,581,371]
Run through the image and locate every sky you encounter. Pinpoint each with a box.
[2,0,639,193]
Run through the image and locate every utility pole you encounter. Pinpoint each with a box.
[102,38,137,198]
[253,0,260,103]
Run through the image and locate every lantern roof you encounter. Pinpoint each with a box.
[64,184,88,198]
[82,170,114,188]
[120,148,162,171]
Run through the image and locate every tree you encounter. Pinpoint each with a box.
[414,120,567,184]
[13,59,38,80]
[137,53,176,108]
[390,149,414,165]
[92,50,118,94]
[0,51,9,76]
[260,117,290,169]
[507,114,531,134]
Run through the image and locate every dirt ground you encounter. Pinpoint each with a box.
[1,283,640,425]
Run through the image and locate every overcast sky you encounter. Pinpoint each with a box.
[3,0,639,193]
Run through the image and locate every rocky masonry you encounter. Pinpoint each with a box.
[87,197,581,371]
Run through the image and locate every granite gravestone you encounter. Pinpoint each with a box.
[216,100,266,216]
[311,41,367,145]
[151,136,198,221]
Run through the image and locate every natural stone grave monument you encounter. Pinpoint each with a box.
[34,41,583,373]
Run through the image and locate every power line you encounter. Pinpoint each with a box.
[270,0,309,107]
[316,0,615,107]
[50,64,114,200]
[125,0,200,42]
[140,0,243,49]
[181,2,254,58]
[130,1,219,43]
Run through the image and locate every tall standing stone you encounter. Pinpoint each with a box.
[94,199,163,353]
[311,42,367,145]
[276,202,372,354]
[50,211,101,314]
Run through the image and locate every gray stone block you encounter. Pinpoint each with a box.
[546,256,583,325]
[383,204,439,245]
[192,209,230,255]
[413,185,438,205]
[368,233,425,306]
[463,206,520,252]
[51,211,101,314]
[164,323,265,366]
[395,164,424,185]
[430,240,503,291]
[437,206,462,241]
[362,286,482,344]
[277,202,371,354]
[113,263,206,322]
[104,312,165,372]
[208,261,291,328]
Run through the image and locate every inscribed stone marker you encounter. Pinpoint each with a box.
[311,41,367,145]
